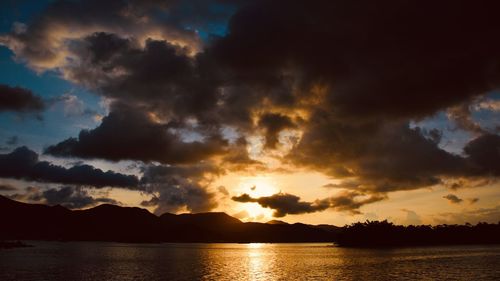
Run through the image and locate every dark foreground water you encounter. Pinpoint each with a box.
[1,242,499,280]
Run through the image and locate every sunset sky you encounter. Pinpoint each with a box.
[0,0,499,226]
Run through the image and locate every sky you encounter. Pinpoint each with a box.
[0,0,499,226]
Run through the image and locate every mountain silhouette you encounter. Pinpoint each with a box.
[267,220,288,225]
[0,196,337,243]
[3,196,497,246]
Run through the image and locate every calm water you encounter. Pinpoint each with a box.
[1,242,499,280]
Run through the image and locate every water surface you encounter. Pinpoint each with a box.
[1,242,499,280]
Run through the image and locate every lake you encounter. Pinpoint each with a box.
[1,242,499,280]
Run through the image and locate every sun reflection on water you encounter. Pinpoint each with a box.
[247,243,268,280]
[247,243,264,249]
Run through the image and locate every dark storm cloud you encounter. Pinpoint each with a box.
[140,163,220,214]
[443,194,463,204]
[0,0,250,127]
[208,0,500,195]
[5,1,498,124]
[66,32,262,133]
[290,120,471,193]
[45,104,228,164]
[463,134,500,176]
[0,146,139,188]
[232,191,384,217]
[10,186,120,209]
[2,0,500,215]
[0,84,45,113]
[0,0,201,69]
[322,180,360,189]
[68,33,207,114]
[288,105,500,194]
[213,0,500,120]
[232,193,329,217]
[258,113,296,149]
[326,191,386,214]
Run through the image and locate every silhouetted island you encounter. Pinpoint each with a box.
[336,220,500,247]
[1,196,499,246]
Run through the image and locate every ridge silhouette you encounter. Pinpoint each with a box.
[0,195,336,243]
[1,196,499,246]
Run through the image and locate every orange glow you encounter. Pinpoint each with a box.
[234,176,279,221]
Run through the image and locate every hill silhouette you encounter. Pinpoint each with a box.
[267,220,288,225]
[2,196,499,246]
[0,195,336,243]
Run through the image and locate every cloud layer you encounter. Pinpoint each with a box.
[10,185,120,209]
[0,147,139,188]
[45,103,228,164]
[232,191,385,217]
[140,163,221,214]
[0,84,45,113]
[1,0,499,216]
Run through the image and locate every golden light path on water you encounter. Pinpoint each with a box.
[247,243,266,281]
[2,242,499,280]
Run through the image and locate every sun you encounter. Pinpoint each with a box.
[238,175,279,197]
[234,176,279,222]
